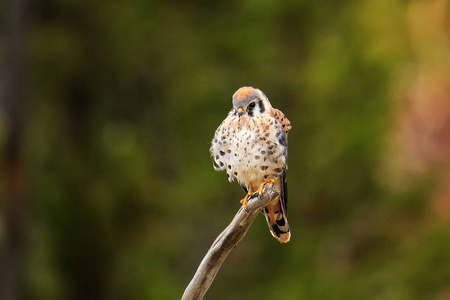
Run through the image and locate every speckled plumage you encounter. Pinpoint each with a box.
[210,86,291,243]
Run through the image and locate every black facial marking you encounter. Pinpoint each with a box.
[260,166,269,171]
[258,100,265,113]
[274,167,282,173]
[220,151,225,156]
[247,101,256,116]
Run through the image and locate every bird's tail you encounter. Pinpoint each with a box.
[262,196,290,243]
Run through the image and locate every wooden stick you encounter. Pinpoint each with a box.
[182,184,278,300]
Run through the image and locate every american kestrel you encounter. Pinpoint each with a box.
[210,86,291,243]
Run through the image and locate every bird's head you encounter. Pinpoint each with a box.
[232,86,272,117]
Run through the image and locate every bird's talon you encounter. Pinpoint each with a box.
[240,194,250,209]
[240,201,248,209]
[257,178,275,195]
[240,186,256,209]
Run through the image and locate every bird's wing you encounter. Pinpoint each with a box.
[270,108,291,136]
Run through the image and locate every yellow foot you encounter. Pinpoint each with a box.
[257,179,274,195]
[240,187,254,209]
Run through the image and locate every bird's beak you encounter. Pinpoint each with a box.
[237,107,246,116]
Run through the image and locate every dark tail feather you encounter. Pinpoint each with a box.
[262,195,290,243]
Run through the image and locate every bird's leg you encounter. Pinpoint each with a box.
[240,185,254,209]
[257,178,274,195]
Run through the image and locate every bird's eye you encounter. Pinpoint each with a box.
[248,102,256,109]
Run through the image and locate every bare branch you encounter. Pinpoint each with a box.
[182,183,278,300]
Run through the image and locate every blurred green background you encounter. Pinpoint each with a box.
[1,0,450,299]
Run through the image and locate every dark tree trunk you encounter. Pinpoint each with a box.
[0,0,28,299]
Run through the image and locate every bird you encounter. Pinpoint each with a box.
[210,86,291,243]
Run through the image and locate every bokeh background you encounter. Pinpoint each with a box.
[1,0,450,299]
